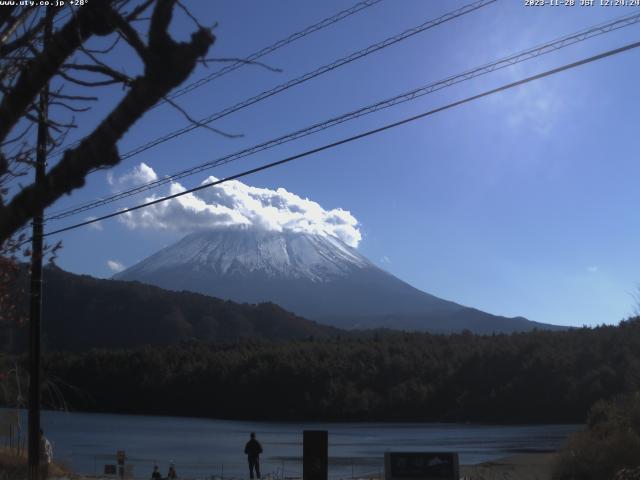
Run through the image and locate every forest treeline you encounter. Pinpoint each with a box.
[25,318,640,423]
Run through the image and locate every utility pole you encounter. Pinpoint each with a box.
[28,7,52,480]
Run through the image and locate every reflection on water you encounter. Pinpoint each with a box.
[3,409,581,479]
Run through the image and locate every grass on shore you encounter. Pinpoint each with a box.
[0,446,73,480]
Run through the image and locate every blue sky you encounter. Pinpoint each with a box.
[31,0,640,327]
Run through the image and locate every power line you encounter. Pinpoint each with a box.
[39,39,640,240]
[47,0,385,157]
[163,0,384,104]
[45,10,640,222]
[51,0,496,165]
[44,0,497,214]
[120,0,496,159]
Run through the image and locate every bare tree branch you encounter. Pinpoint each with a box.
[113,11,148,59]
[0,8,30,47]
[60,63,131,87]
[0,0,120,144]
[49,92,98,102]
[176,0,205,31]
[0,0,215,243]
[125,0,156,22]
[58,69,128,87]
[0,6,17,32]
[82,35,121,54]
[163,95,242,139]
[0,10,49,57]
[0,123,35,147]
[49,101,91,113]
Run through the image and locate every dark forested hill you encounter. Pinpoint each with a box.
[2,265,340,351]
[36,318,640,423]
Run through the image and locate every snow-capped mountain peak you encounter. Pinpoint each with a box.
[118,229,370,283]
[115,228,554,334]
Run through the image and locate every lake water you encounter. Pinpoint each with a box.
[3,409,581,479]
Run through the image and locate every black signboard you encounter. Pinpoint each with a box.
[303,430,328,480]
[104,465,117,475]
[384,452,459,480]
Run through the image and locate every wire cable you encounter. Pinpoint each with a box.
[48,0,496,164]
[45,10,640,222]
[37,38,640,240]
[47,0,385,157]
[118,0,497,160]
[164,0,384,104]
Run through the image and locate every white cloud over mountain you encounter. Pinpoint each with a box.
[116,163,361,247]
[107,260,125,273]
[107,162,157,190]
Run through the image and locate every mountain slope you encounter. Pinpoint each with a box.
[3,265,339,352]
[115,229,562,333]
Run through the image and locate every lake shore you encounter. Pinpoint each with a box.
[460,453,556,480]
[1,450,558,480]
[0,447,73,479]
[85,453,559,480]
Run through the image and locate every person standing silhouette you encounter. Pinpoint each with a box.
[151,465,162,480]
[244,432,263,479]
[167,462,177,479]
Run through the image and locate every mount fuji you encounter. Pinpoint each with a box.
[114,229,561,333]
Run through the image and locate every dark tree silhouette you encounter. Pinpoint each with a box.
[0,0,215,244]
[34,317,640,423]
